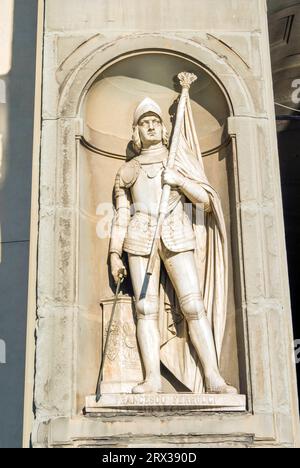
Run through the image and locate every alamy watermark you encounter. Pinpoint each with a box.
[0,339,6,364]
[291,79,300,105]
[277,79,300,111]
[96,201,206,241]
[294,339,300,365]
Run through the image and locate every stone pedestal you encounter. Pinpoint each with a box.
[100,296,143,394]
[85,393,246,413]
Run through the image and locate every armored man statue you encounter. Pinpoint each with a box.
[109,85,237,395]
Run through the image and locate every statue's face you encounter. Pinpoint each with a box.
[138,113,163,149]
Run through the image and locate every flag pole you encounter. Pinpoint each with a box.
[146,72,197,275]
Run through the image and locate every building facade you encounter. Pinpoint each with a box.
[0,0,299,448]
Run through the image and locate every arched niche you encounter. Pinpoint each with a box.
[76,50,244,408]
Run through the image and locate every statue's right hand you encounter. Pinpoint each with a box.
[110,253,127,285]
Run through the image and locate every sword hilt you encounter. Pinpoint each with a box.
[117,267,126,282]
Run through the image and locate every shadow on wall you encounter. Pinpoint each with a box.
[268,0,300,410]
[277,117,300,405]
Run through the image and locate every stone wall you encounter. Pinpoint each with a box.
[32,0,300,447]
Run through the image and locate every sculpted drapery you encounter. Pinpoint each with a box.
[159,97,228,392]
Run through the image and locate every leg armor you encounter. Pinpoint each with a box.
[179,293,206,322]
[135,294,159,321]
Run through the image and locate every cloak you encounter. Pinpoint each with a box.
[159,97,228,392]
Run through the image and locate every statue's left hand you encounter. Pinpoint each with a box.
[110,253,127,285]
[162,168,184,188]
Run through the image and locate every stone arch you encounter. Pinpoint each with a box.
[56,34,256,119]
[37,33,260,415]
[70,39,250,403]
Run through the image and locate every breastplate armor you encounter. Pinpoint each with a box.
[119,154,196,256]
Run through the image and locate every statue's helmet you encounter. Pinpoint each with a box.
[133,97,163,126]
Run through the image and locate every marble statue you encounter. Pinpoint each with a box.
[109,73,237,395]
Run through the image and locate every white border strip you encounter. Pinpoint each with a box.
[22,0,44,448]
